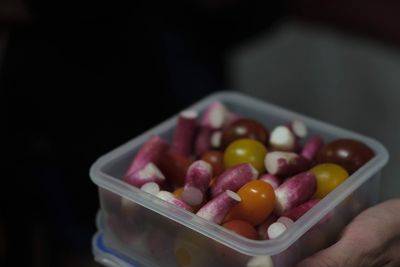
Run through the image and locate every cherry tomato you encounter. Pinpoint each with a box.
[221,118,269,148]
[311,163,349,199]
[222,220,259,240]
[223,139,268,173]
[200,150,225,176]
[224,180,275,226]
[317,139,374,174]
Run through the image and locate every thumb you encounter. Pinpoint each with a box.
[296,241,358,267]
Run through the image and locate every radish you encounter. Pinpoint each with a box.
[282,199,320,221]
[277,216,294,227]
[171,110,198,157]
[264,151,310,177]
[211,130,222,149]
[140,182,161,195]
[269,126,296,151]
[301,135,324,162]
[201,101,230,129]
[125,162,165,188]
[194,126,213,157]
[246,255,273,267]
[210,163,258,198]
[274,172,317,215]
[182,160,213,206]
[124,136,169,178]
[257,214,278,240]
[267,222,287,239]
[156,191,193,212]
[287,120,307,138]
[196,190,241,224]
[259,174,281,190]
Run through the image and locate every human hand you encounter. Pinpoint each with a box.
[297,199,400,267]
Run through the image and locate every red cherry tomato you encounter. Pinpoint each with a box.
[222,220,259,240]
[200,150,225,176]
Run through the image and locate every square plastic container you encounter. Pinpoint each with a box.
[90,91,388,267]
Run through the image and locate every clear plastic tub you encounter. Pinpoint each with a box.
[90,91,388,267]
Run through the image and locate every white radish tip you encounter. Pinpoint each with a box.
[181,110,198,119]
[291,120,307,138]
[264,151,297,175]
[209,102,227,129]
[277,216,294,227]
[247,255,274,267]
[141,163,165,179]
[268,222,287,239]
[211,131,222,148]
[156,190,174,201]
[140,182,160,195]
[270,126,295,148]
[182,187,203,206]
[226,190,241,202]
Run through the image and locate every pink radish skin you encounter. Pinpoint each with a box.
[125,163,166,188]
[257,214,278,240]
[265,151,310,177]
[194,126,213,157]
[277,216,294,227]
[301,135,324,162]
[171,110,198,157]
[274,172,317,215]
[287,120,307,138]
[201,101,229,129]
[211,163,258,198]
[269,126,296,151]
[124,136,169,178]
[196,190,241,224]
[182,160,213,206]
[140,182,161,195]
[156,191,194,212]
[267,222,287,239]
[282,199,320,221]
[259,174,281,190]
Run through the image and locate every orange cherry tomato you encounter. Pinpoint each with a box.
[311,163,349,199]
[225,180,275,226]
[222,220,259,240]
[223,139,268,173]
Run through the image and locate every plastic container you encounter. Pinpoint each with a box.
[90,91,388,267]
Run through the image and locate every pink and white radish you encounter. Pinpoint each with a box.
[269,126,296,151]
[156,191,193,212]
[267,222,288,239]
[282,199,320,221]
[194,126,213,157]
[171,110,198,157]
[264,151,310,177]
[259,174,281,190]
[182,160,213,206]
[274,172,317,215]
[257,214,278,240]
[301,135,324,162]
[211,163,258,198]
[125,162,166,188]
[140,182,161,195]
[201,101,230,129]
[196,190,241,224]
[124,136,169,178]
[287,120,307,139]
[211,130,222,149]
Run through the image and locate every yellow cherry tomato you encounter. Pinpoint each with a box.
[311,163,349,199]
[223,139,268,173]
[224,180,275,226]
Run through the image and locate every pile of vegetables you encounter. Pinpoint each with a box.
[122,101,375,241]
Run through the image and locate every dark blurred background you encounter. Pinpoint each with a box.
[2,0,400,266]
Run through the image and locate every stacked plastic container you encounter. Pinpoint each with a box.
[90,91,388,267]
